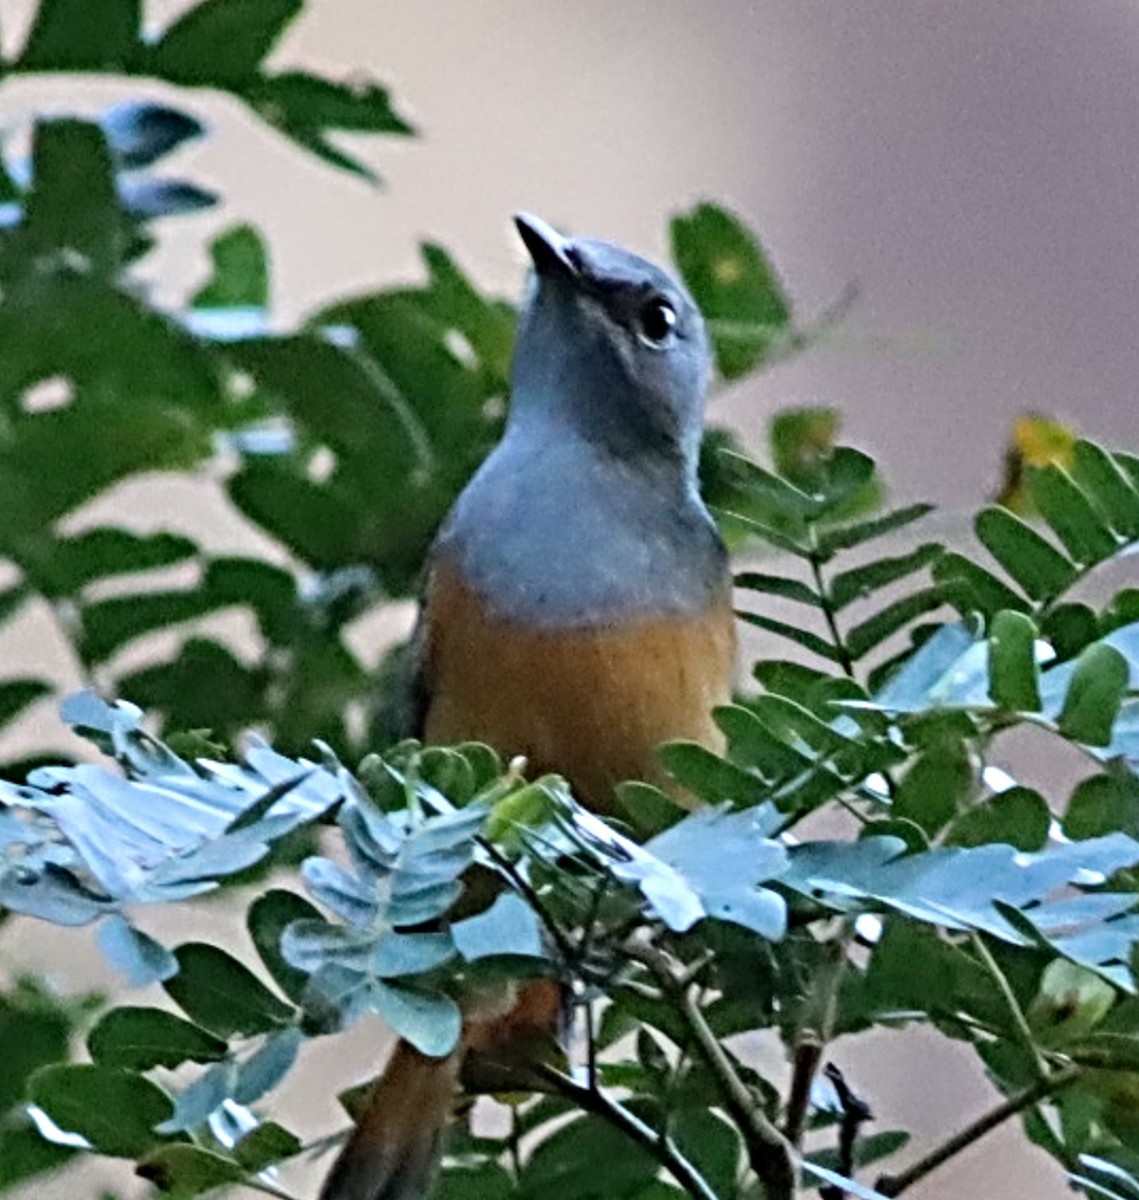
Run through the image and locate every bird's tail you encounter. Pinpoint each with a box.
[318,980,564,1200]
[317,1039,461,1200]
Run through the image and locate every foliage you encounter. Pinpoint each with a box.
[1,4,1139,1200]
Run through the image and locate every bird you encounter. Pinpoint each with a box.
[318,213,736,1200]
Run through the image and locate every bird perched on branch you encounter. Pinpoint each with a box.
[319,213,735,1200]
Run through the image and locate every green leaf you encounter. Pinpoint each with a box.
[975,506,1077,603]
[816,503,934,556]
[736,610,841,663]
[519,1113,660,1199]
[228,461,363,569]
[0,409,209,549]
[0,678,50,734]
[616,780,685,835]
[232,1121,302,1171]
[670,203,790,378]
[0,986,72,1113]
[1029,960,1116,1046]
[656,741,767,806]
[21,119,123,278]
[18,0,139,69]
[1058,643,1130,746]
[807,445,878,511]
[1042,602,1101,662]
[670,1107,741,1197]
[0,581,29,629]
[247,70,413,141]
[137,1144,245,1197]
[718,450,820,519]
[148,0,301,86]
[894,739,974,835]
[30,528,198,597]
[950,786,1051,851]
[717,703,814,778]
[29,1064,173,1157]
[0,1123,74,1190]
[1026,465,1119,566]
[844,588,943,661]
[81,589,224,663]
[435,1163,516,1200]
[716,509,809,557]
[934,551,1030,620]
[829,543,943,610]
[119,637,266,734]
[191,224,269,309]
[988,610,1042,711]
[1064,771,1139,840]
[734,570,820,606]
[1071,441,1139,540]
[248,889,323,1002]
[163,943,294,1038]
[88,1008,227,1071]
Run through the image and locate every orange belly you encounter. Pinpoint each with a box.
[422,558,735,813]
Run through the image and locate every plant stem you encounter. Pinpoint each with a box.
[874,1065,1081,1197]
[784,925,853,1147]
[625,933,798,1200]
[538,1065,719,1200]
[970,932,1049,1078]
[477,837,578,964]
[809,551,856,680]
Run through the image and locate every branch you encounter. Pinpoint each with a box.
[538,1065,719,1200]
[783,927,852,1147]
[874,1065,1081,1197]
[625,932,798,1200]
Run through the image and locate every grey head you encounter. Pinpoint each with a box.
[509,212,711,481]
[431,214,726,629]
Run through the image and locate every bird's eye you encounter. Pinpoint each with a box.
[636,296,678,348]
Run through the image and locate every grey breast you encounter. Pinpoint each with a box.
[433,433,729,631]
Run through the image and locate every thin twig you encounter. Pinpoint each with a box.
[783,927,853,1147]
[625,932,798,1200]
[538,1064,719,1200]
[875,1065,1081,1197]
[970,932,1049,1079]
[810,550,856,681]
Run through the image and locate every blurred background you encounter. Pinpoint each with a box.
[2,2,1138,1197]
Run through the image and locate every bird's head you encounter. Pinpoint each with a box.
[509,213,710,475]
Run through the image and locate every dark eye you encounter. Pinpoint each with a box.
[636,296,678,348]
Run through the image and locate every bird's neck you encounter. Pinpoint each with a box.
[505,384,700,501]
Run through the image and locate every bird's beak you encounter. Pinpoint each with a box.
[514,212,578,279]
